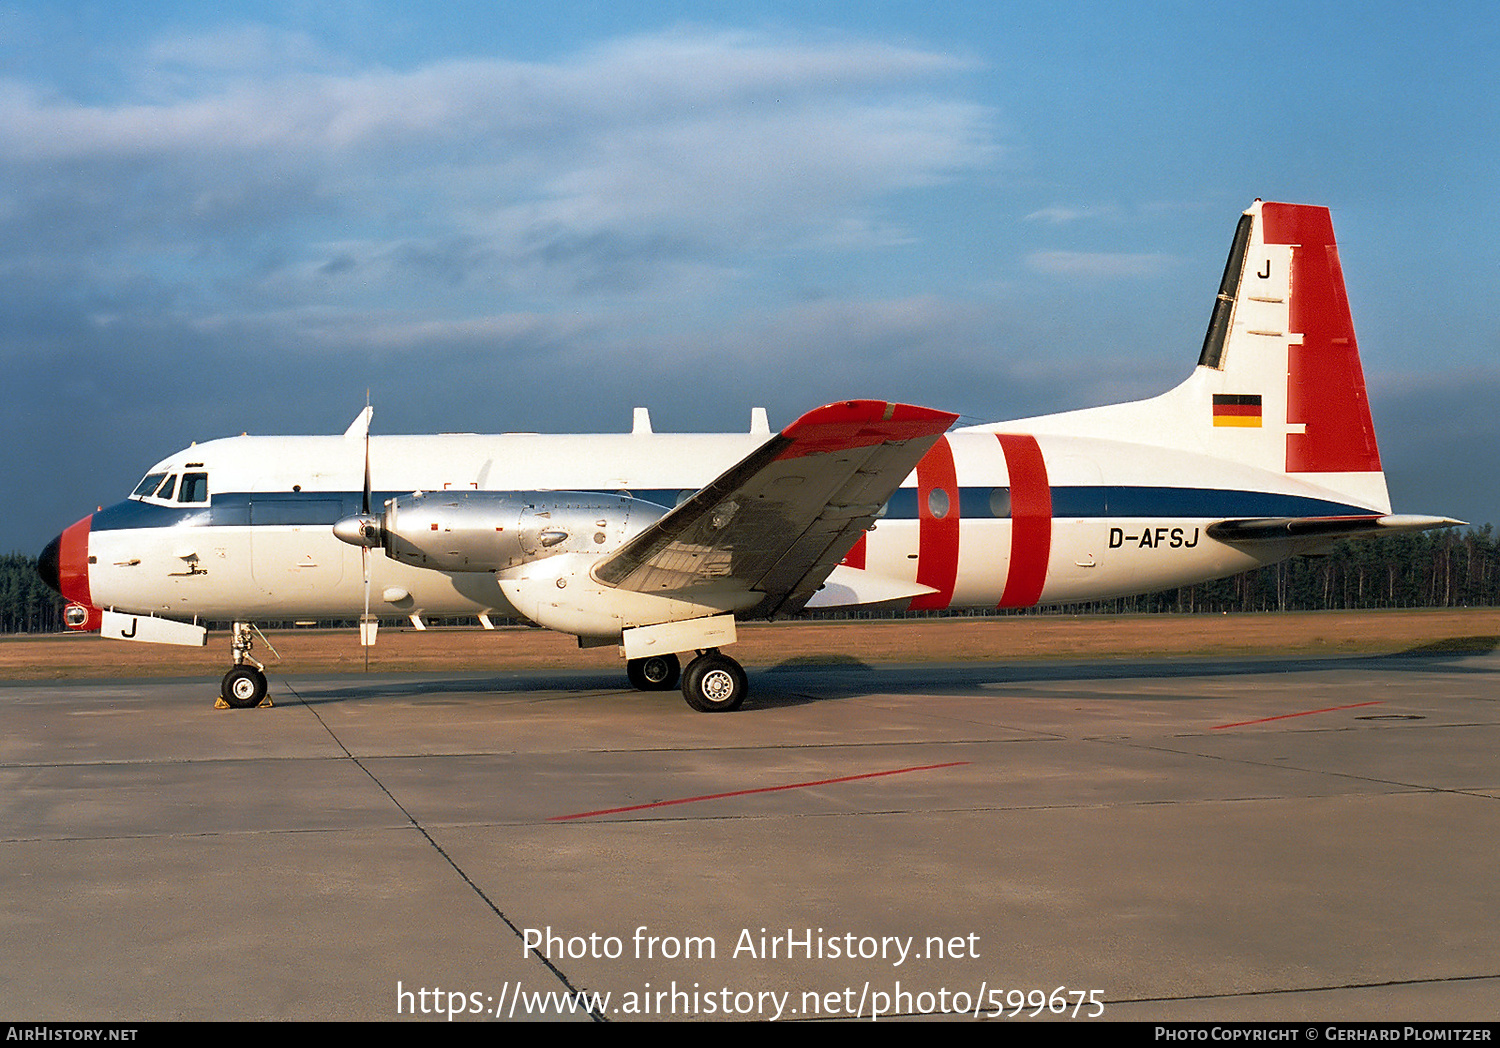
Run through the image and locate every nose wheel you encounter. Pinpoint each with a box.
[221,665,268,709]
[218,621,273,708]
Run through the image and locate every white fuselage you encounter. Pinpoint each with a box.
[70,422,1373,625]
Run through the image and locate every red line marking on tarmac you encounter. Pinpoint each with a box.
[549,761,970,821]
[1211,701,1381,730]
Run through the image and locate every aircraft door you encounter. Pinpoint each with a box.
[248,495,348,604]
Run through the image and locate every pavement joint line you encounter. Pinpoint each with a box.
[1115,972,1500,1006]
[1106,734,1497,795]
[278,678,609,1022]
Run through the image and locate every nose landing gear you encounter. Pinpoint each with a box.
[218,622,273,709]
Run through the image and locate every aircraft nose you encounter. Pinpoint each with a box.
[38,514,94,605]
[37,533,61,593]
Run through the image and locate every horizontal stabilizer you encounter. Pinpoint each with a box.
[1207,514,1464,544]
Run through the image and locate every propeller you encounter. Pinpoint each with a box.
[332,403,380,663]
[361,407,373,667]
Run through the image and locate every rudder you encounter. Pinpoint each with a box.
[1261,202,1382,474]
[1198,200,1387,508]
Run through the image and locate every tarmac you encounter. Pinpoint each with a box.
[2,648,1497,1022]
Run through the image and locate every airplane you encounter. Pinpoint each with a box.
[37,200,1459,712]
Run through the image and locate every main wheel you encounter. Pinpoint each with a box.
[627,653,681,691]
[680,653,747,713]
[221,666,268,709]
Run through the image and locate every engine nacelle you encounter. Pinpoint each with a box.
[497,552,760,641]
[360,490,667,572]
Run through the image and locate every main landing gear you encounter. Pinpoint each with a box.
[626,653,680,691]
[219,621,270,709]
[680,651,747,712]
[627,649,747,711]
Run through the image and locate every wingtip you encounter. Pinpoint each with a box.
[775,401,957,460]
[783,399,958,434]
[1379,514,1467,531]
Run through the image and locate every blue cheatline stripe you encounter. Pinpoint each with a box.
[89,485,1378,532]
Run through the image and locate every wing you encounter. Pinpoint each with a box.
[1206,513,1463,543]
[593,400,957,618]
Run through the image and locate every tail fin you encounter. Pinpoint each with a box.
[1201,200,1383,478]
[983,200,1391,512]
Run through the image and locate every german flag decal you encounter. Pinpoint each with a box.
[1213,393,1262,427]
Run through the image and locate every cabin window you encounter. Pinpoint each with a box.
[926,488,951,519]
[178,472,209,503]
[133,473,168,498]
[989,488,1012,519]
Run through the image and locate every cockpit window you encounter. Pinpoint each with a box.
[155,474,177,501]
[133,473,168,498]
[178,472,209,503]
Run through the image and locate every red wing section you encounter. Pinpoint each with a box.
[593,400,957,618]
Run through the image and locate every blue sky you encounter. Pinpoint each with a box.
[4,0,1498,555]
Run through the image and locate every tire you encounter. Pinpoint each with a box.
[221,666,267,709]
[680,653,747,713]
[627,654,681,691]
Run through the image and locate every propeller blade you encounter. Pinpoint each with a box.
[362,422,371,516]
[360,546,376,659]
[358,400,376,659]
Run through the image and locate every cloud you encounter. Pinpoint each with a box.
[1024,205,1100,224]
[1025,251,1176,278]
[0,24,1005,552]
[0,29,984,167]
[0,26,995,326]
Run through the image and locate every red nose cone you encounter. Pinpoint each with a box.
[38,515,93,606]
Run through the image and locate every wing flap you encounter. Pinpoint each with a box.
[803,564,939,609]
[593,400,957,617]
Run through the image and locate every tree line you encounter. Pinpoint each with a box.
[4,527,1498,633]
[1054,525,1500,615]
[0,553,67,633]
